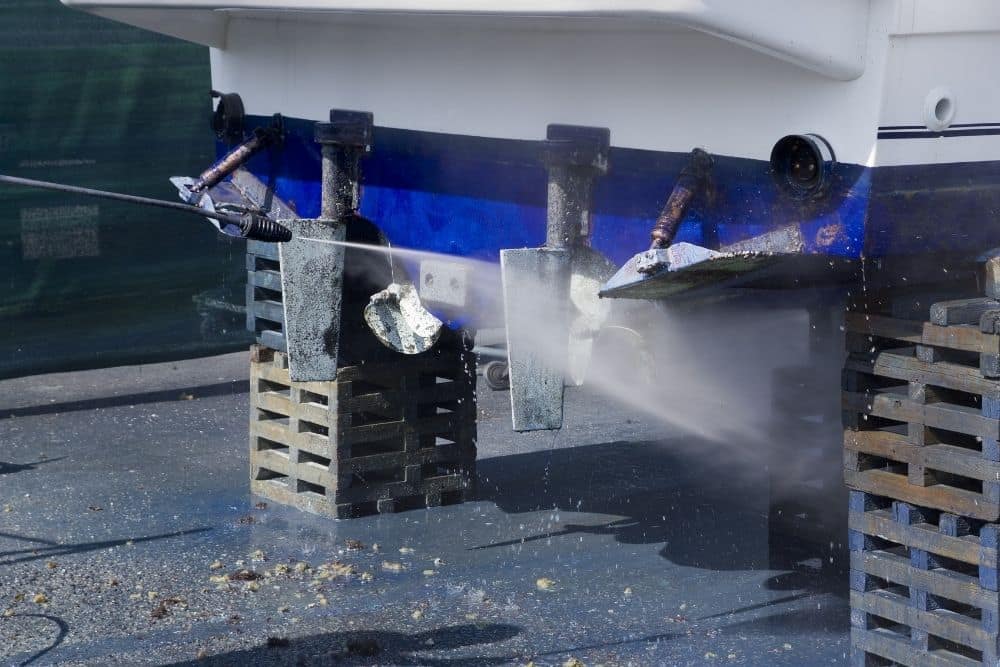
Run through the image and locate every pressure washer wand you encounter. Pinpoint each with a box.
[0,173,291,242]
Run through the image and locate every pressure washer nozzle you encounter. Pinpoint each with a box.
[239,214,292,242]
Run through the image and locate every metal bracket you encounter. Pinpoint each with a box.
[503,124,611,431]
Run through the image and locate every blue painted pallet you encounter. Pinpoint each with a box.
[842,305,1000,522]
[849,490,1000,666]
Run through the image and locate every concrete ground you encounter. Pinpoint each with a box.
[0,346,850,666]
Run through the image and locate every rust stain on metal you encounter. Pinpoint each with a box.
[814,223,845,248]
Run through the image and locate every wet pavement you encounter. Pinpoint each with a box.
[0,348,850,666]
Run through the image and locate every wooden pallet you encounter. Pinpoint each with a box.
[843,300,1000,522]
[249,343,477,519]
[849,490,1000,666]
[246,240,286,352]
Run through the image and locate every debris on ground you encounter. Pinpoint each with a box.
[432,558,445,566]
[45,561,57,570]
[399,547,414,554]
[238,515,257,525]
[178,392,195,401]
[32,593,48,604]
[345,539,365,550]
[536,577,556,591]
[150,597,185,620]
[87,505,103,512]
[229,570,264,582]
[209,560,223,570]
[250,549,266,562]
[254,501,268,510]
[381,561,405,573]
[562,658,585,667]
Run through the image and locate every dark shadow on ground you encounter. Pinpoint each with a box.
[10,613,70,666]
[0,457,66,475]
[0,380,249,420]
[164,624,521,666]
[475,439,846,581]
[0,528,210,566]
[714,605,849,637]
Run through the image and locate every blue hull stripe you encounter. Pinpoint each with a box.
[233,115,1000,267]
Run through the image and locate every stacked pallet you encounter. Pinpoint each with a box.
[844,284,1000,666]
[245,240,286,352]
[249,341,477,519]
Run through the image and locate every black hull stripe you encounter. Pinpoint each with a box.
[878,127,1000,139]
[879,122,1000,131]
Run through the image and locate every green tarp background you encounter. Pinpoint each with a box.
[0,2,251,379]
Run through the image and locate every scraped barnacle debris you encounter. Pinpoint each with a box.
[293,562,310,574]
[229,570,264,582]
[381,561,405,573]
[32,593,48,604]
[398,547,414,554]
[535,577,556,591]
[250,549,266,561]
[345,539,364,550]
[150,597,186,620]
[562,659,584,667]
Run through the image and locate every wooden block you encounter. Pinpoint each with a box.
[930,297,1000,326]
[914,344,939,363]
[982,309,1000,335]
[986,257,1000,299]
